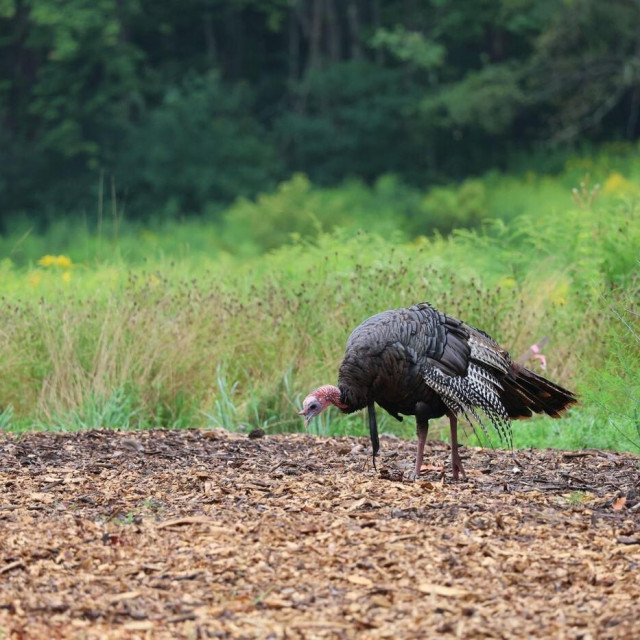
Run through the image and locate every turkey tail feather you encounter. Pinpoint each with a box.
[500,364,577,419]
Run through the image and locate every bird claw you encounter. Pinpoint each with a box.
[451,464,467,482]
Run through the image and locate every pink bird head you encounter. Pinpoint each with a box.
[299,385,347,425]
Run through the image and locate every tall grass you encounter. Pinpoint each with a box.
[0,152,638,453]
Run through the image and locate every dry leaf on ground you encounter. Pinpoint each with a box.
[0,429,639,639]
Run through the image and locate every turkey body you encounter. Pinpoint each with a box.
[338,304,464,419]
[334,302,576,478]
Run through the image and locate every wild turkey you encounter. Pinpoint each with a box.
[300,302,576,479]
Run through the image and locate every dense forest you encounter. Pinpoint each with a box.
[2,0,640,226]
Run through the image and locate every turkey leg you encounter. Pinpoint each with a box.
[368,402,380,471]
[448,413,466,480]
[414,421,429,478]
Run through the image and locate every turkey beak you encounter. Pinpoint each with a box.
[298,408,313,426]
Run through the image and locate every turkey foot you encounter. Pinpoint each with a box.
[450,448,467,481]
[449,413,467,481]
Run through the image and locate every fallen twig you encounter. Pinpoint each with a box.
[0,560,25,574]
[157,516,217,529]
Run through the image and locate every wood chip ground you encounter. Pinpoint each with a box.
[1,429,639,639]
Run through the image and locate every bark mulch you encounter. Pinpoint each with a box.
[0,429,639,639]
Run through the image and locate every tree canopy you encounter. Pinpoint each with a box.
[1,0,639,225]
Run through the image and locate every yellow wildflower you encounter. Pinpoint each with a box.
[38,254,57,267]
[602,171,638,196]
[56,255,72,268]
[62,271,72,283]
[37,254,73,268]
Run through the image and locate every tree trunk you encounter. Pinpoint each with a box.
[225,6,244,79]
[309,0,325,71]
[347,0,362,59]
[372,0,383,64]
[325,0,341,63]
[203,10,218,66]
[288,4,300,83]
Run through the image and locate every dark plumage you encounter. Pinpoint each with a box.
[300,302,577,479]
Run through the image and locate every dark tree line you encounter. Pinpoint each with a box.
[1,0,639,227]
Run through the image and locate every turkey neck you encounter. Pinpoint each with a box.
[315,384,349,411]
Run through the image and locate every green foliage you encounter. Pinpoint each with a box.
[2,1,640,222]
[0,405,14,430]
[276,60,426,184]
[1,146,640,453]
[370,25,445,69]
[0,164,638,454]
[222,173,417,254]
[567,491,590,507]
[411,178,487,235]
[115,72,280,218]
[45,387,142,432]
[2,142,640,265]
[25,0,141,162]
[526,0,640,143]
[423,64,525,134]
[223,174,320,253]
[574,285,640,450]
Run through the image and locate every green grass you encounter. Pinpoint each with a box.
[0,149,639,454]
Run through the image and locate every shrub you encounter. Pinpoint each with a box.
[114,72,281,218]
